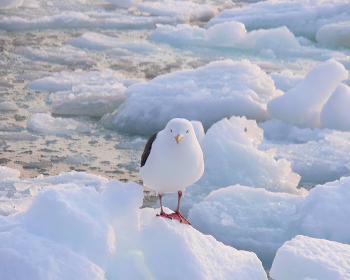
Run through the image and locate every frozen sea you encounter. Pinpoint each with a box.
[1,0,350,279]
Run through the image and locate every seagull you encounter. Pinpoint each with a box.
[140,118,204,225]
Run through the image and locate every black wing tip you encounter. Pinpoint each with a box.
[141,132,158,167]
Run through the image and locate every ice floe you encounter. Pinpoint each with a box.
[316,21,350,48]
[270,235,350,280]
[103,59,280,134]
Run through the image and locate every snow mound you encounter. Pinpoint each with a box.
[27,113,92,135]
[103,59,280,134]
[68,32,159,52]
[188,184,305,267]
[0,101,18,111]
[316,21,350,48]
[189,176,350,266]
[267,59,348,127]
[163,116,302,216]
[150,21,300,54]
[26,69,143,92]
[206,0,350,40]
[270,235,350,280]
[321,83,350,131]
[0,176,267,279]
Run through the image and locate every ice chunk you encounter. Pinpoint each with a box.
[188,184,305,267]
[269,70,304,92]
[68,32,159,52]
[103,59,280,134]
[0,101,18,111]
[267,59,348,127]
[27,113,92,135]
[0,228,105,280]
[27,69,143,92]
[163,116,302,216]
[150,21,300,53]
[316,21,350,48]
[321,84,350,131]
[140,217,267,280]
[206,0,350,40]
[0,166,20,181]
[270,235,350,280]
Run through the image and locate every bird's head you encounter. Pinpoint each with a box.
[164,118,195,145]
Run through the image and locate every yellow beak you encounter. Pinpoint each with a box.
[175,134,182,144]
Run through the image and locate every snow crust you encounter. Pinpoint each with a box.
[270,235,350,280]
[189,176,350,266]
[267,59,348,127]
[27,113,92,135]
[103,59,280,134]
[0,174,267,280]
[206,0,350,39]
[316,21,350,48]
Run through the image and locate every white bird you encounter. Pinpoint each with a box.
[140,118,204,225]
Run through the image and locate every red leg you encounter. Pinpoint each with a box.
[169,191,191,225]
[156,194,172,219]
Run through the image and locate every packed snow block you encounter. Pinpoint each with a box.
[24,184,115,268]
[206,0,350,40]
[0,228,105,280]
[0,166,20,181]
[316,21,350,48]
[270,235,350,280]
[27,113,92,135]
[140,217,267,280]
[267,59,348,127]
[321,84,350,131]
[103,59,280,134]
[150,21,300,53]
[188,184,305,267]
[163,116,302,216]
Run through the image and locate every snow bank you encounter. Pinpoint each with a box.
[270,235,350,280]
[102,59,280,134]
[27,69,143,92]
[267,59,348,127]
[320,84,350,131]
[27,113,92,135]
[163,116,302,216]
[206,0,350,40]
[150,21,300,54]
[189,176,350,266]
[68,32,158,52]
[0,174,267,279]
[316,21,350,48]
[259,119,350,185]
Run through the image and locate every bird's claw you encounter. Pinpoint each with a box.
[169,211,191,225]
[156,212,172,220]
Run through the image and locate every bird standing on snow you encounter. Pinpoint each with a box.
[140,118,204,225]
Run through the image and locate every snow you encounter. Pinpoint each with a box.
[189,176,350,267]
[320,84,350,131]
[162,116,303,216]
[270,235,350,280]
[0,101,18,111]
[0,0,23,9]
[150,21,300,54]
[27,113,92,135]
[269,70,304,92]
[316,21,350,48]
[206,0,350,40]
[267,59,348,127]
[102,59,280,134]
[0,167,20,181]
[105,0,141,8]
[0,173,267,280]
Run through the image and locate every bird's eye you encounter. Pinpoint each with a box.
[186,130,188,133]
[170,129,172,132]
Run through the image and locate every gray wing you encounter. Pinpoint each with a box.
[141,132,158,167]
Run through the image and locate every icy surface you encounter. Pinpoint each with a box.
[0,174,267,280]
[267,59,348,127]
[162,116,303,216]
[27,113,92,135]
[0,167,20,181]
[189,176,350,266]
[103,59,280,134]
[321,84,350,131]
[269,70,304,92]
[270,235,350,280]
[316,21,350,48]
[206,0,350,39]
